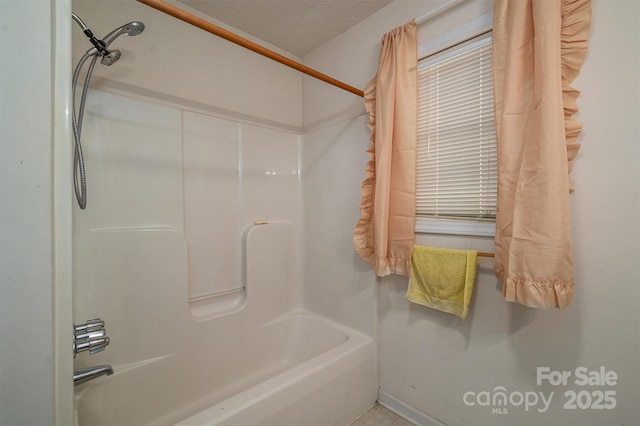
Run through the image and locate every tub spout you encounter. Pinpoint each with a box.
[74,365,113,386]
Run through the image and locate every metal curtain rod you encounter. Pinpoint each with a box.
[415,0,469,25]
[136,0,365,97]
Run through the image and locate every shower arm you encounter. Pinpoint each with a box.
[72,13,110,57]
[71,12,90,32]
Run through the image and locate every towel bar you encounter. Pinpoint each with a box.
[477,252,494,258]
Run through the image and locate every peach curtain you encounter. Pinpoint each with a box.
[492,0,591,308]
[354,20,417,277]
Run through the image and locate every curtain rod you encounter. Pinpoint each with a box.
[415,0,469,25]
[136,0,365,98]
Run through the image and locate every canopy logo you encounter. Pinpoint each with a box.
[463,387,553,414]
[462,366,618,415]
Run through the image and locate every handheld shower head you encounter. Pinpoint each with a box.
[101,21,145,47]
[72,13,145,58]
[97,21,144,67]
[71,12,146,210]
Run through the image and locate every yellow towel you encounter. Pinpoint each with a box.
[406,245,477,320]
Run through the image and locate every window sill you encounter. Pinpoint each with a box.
[415,217,495,237]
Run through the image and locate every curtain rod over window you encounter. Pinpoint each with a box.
[415,0,469,25]
[136,0,365,97]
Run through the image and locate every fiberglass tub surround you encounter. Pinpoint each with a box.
[72,90,375,425]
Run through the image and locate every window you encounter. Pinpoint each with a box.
[415,32,497,235]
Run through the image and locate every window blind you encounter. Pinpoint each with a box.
[416,35,497,220]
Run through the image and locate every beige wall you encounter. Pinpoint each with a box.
[303,0,640,424]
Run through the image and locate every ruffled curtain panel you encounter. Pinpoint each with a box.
[354,20,418,277]
[492,0,591,308]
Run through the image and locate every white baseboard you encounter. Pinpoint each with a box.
[378,390,447,426]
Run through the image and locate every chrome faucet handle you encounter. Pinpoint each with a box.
[74,335,111,355]
[75,327,106,342]
[74,318,104,334]
[73,318,110,356]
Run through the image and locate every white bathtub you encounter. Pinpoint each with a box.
[75,310,375,426]
[174,311,376,426]
[74,224,376,425]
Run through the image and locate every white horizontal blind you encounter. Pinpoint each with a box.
[416,35,497,219]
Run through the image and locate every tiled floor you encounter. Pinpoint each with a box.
[350,404,416,426]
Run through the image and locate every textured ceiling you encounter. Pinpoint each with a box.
[177,0,394,57]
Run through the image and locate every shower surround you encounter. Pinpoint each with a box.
[72,90,376,424]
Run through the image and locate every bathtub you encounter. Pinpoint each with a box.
[175,311,376,426]
[74,224,376,425]
[74,309,376,426]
